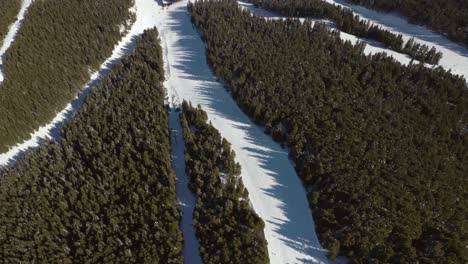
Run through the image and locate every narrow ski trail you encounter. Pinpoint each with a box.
[0,0,162,166]
[238,1,420,67]
[240,0,468,80]
[0,0,34,83]
[157,1,335,263]
[325,0,468,80]
[169,109,204,264]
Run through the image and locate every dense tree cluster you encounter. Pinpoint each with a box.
[347,0,468,47]
[181,101,269,264]
[0,0,134,153]
[190,0,467,262]
[0,29,184,263]
[0,0,20,43]
[251,0,442,64]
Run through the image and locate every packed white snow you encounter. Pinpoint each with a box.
[0,0,162,166]
[238,1,423,68]
[156,1,337,262]
[2,0,463,263]
[239,0,468,80]
[169,110,204,264]
[325,0,468,80]
[0,0,33,83]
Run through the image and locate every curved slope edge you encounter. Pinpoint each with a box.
[0,0,162,166]
[157,1,343,263]
[0,0,33,83]
[239,1,468,81]
[324,0,468,80]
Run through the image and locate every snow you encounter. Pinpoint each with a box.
[157,1,334,262]
[324,0,468,80]
[239,0,468,80]
[0,0,33,83]
[0,0,162,166]
[238,1,422,67]
[1,0,463,262]
[169,109,203,264]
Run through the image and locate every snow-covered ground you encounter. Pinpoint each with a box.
[157,1,335,263]
[238,1,423,67]
[328,0,468,80]
[2,0,463,262]
[0,0,33,83]
[239,0,468,80]
[0,0,162,166]
[169,109,203,264]
[326,0,468,80]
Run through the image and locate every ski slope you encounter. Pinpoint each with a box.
[0,0,162,166]
[238,1,426,67]
[0,0,33,83]
[156,1,336,263]
[239,0,468,80]
[326,0,468,80]
[169,110,203,264]
[238,1,422,67]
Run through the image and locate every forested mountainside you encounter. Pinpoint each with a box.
[190,0,468,262]
[346,0,468,47]
[0,0,20,43]
[181,102,269,264]
[0,29,184,263]
[0,0,134,153]
[251,0,442,64]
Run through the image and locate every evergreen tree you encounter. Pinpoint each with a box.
[190,1,468,262]
[0,29,184,263]
[181,101,269,264]
[0,0,134,152]
[0,0,20,44]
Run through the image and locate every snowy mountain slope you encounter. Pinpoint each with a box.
[238,1,423,68]
[324,0,468,80]
[0,0,33,83]
[156,1,340,263]
[239,1,468,80]
[169,110,204,264]
[0,0,162,166]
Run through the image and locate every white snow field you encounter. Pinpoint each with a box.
[0,0,33,83]
[169,110,203,264]
[239,1,468,80]
[0,0,162,166]
[156,1,336,263]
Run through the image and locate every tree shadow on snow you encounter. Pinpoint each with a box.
[164,3,331,263]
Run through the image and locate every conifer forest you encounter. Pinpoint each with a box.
[0,0,466,263]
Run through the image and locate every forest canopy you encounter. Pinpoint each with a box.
[0,0,20,44]
[181,102,269,264]
[346,0,468,47]
[0,29,184,263]
[190,0,468,262]
[251,0,443,64]
[0,0,134,153]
